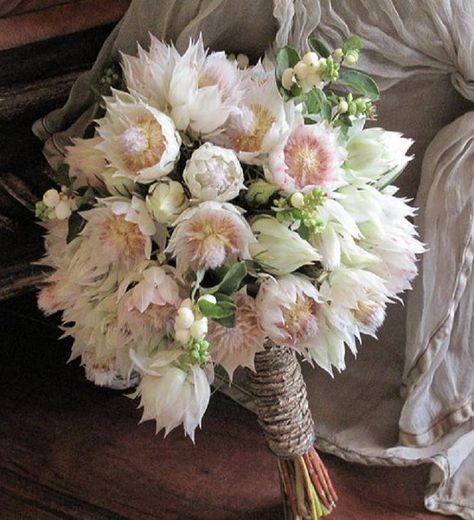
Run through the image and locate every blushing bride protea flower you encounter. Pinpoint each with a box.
[266,123,346,193]
[65,136,107,187]
[129,349,212,441]
[207,287,266,379]
[167,201,256,274]
[256,274,322,351]
[183,143,245,202]
[96,91,181,183]
[250,216,320,275]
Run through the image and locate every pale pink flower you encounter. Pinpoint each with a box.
[266,123,346,193]
[167,201,255,274]
[256,274,321,351]
[65,136,107,187]
[207,288,265,379]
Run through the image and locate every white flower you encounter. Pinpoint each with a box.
[265,123,346,193]
[43,189,60,208]
[146,180,188,225]
[207,287,265,379]
[108,196,156,236]
[250,216,320,275]
[167,201,255,274]
[130,349,212,441]
[212,64,292,164]
[345,124,413,181]
[256,274,321,351]
[183,143,244,202]
[65,136,107,187]
[97,91,181,183]
[123,36,242,136]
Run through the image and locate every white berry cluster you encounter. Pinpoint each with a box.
[41,188,75,220]
[173,296,215,344]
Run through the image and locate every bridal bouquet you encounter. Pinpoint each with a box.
[36,34,423,519]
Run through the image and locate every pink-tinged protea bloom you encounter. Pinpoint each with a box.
[118,264,182,334]
[167,201,255,274]
[266,123,346,193]
[65,136,107,188]
[96,91,181,183]
[256,274,321,351]
[207,288,266,379]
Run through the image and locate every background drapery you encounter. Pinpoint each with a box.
[33,1,474,518]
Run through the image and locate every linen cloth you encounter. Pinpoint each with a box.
[33,1,474,518]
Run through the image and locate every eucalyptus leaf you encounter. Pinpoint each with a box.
[304,88,332,120]
[276,46,300,80]
[338,69,380,101]
[67,212,86,243]
[342,35,363,54]
[308,38,331,58]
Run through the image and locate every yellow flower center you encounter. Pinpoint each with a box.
[281,295,319,343]
[120,119,166,172]
[231,104,275,153]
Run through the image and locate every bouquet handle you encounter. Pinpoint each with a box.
[249,343,338,519]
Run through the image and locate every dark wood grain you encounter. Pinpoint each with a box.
[0,295,456,519]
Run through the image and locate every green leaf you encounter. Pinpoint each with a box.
[214,292,234,304]
[304,88,332,120]
[55,164,71,187]
[245,179,280,207]
[213,314,236,328]
[276,46,300,80]
[342,35,363,54]
[67,212,86,243]
[338,69,380,101]
[213,261,247,296]
[198,300,235,319]
[191,268,206,300]
[376,165,406,191]
[308,38,330,58]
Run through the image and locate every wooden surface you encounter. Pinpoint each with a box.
[0,294,455,520]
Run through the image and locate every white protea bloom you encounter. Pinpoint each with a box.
[96,91,181,183]
[256,274,322,351]
[212,65,291,164]
[183,143,244,202]
[167,201,255,274]
[336,184,424,293]
[146,180,188,225]
[130,349,212,441]
[207,287,266,379]
[265,123,346,193]
[123,36,242,136]
[117,264,182,335]
[65,136,107,187]
[250,216,320,275]
[76,203,154,274]
[345,123,413,181]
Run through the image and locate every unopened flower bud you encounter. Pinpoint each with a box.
[198,294,217,305]
[236,53,249,69]
[294,61,309,80]
[290,192,305,209]
[333,48,344,61]
[344,50,359,65]
[54,199,72,220]
[175,307,195,330]
[281,67,295,90]
[302,52,319,68]
[190,318,208,339]
[338,100,349,113]
[43,189,60,208]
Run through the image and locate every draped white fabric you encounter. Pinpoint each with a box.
[33,1,474,517]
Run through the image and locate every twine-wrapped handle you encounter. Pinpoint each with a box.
[249,342,315,458]
[249,342,338,519]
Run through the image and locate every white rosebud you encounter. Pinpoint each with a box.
[236,53,249,69]
[281,67,295,90]
[290,192,305,209]
[43,189,60,208]
[198,294,217,305]
[190,318,208,339]
[183,143,245,202]
[294,61,309,80]
[250,216,321,275]
[146,180,188,225]
[54,199,72,220]
[302,52,319,68]
[175,307,195,330]
[175,328,191,344]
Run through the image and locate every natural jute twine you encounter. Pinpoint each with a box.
[249,342,315,459]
